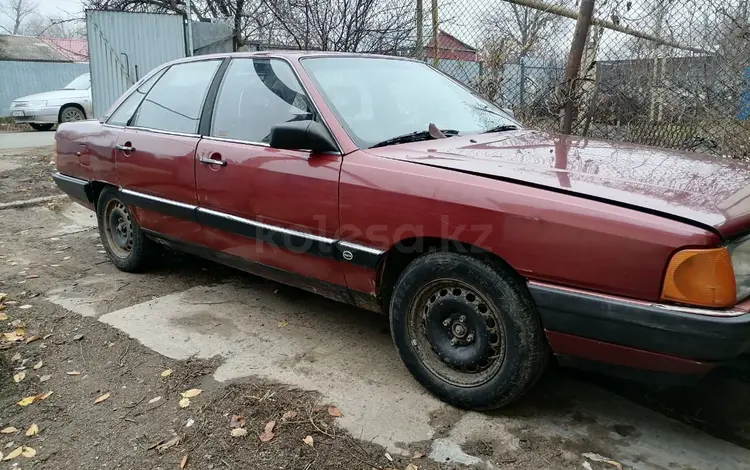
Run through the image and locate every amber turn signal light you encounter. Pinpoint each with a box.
[661,248,736,308]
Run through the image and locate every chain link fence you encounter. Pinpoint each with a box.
[245,0,749,158]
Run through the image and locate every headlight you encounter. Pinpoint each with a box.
[25,100,47,107]
[728,235,750,302]
[661,247,736,308]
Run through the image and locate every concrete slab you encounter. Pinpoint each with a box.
[43,282,750,470]
[0,131,54,150]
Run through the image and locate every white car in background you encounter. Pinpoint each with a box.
[8,73,93,131]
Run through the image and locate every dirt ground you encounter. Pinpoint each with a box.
[1,145,750,470]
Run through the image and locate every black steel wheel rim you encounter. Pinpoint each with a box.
[407,278,507,387]
[104,200,133,259]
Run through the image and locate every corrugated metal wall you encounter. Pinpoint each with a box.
[87,11,186,117]
[0,61,89,117]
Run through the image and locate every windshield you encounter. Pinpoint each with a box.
[64,74,90,90]
[301,57,519,148]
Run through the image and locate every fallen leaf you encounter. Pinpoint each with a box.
[66,371,81,376]
[0,293,6,303]
[25,335,40,344]
[25,275,38,280]
[186,418,194,428]
[405,465,419,470]
[281,411,297,421]
[24,424,38,437]
[259,420,276,442]
[14,328,25,337]
[302,435,314,447]
[278,320,289,328]
[11,353,21,362]
[155,435,180,452]
[180,454,188,469]
[33,360,43,370]
[160,369,173,377]
[18,305,32,310]
[180,389,202,399]
[17,396,36,407]
[72,334,83,341]
[229,415,245,428]
[63,256,71,261]
[327,406,342,417]
[94,392,111,404]
[13,372,25,383]
[582,453,623,470]
[40,391,53,400]
[179,397,190,408]
[385,452,393,462]
[148,396,162,404]
[2,446,21,460]
[230,428,247,437]
[0,313,7,321]
[10,320,24,328]
[3,332,23,342]
[412,451,425,459]
[582,463,594,470]
[4,442,12,448]
[42,334,52,340]
[0,427,17,434]
[39,375,51,383]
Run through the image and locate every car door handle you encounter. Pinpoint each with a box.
[114,144,135,152]
[199,155,227,166]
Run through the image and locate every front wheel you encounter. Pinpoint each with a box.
[389,252,548,410]
[96,187,158,272]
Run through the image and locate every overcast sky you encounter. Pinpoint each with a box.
[37,0,83,18]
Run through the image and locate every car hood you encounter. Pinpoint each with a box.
[14,89,87,102]
[366,130,750,238]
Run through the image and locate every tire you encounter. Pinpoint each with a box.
[59,105,85,123]
[96,187,158,272]
[389,252,548,410]
[30,123,54,131]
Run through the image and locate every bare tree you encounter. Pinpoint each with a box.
[21,14,85,38]
[0,0,37,34]
[262,0,414,53]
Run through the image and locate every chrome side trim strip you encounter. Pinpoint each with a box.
[337,240,385,256]
[120,188,197,210]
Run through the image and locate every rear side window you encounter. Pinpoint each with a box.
[210,58,314,143]
[133,60,221,134]
[107,69,166,127]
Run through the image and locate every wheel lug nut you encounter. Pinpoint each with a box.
[466,333,474,343]
[450,338,458,346]
[458,315,466,323]
[442,319,451,327]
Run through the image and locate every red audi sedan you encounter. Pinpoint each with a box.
[52,51,750,409]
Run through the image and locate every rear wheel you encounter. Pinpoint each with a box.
[30,123,54,131]
[389,252,548,409]
[96,187,158,272]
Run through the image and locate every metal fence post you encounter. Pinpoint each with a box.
[560,0,595,135]
[431,0,439,68]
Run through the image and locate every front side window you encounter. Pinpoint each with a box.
[211,58,314,143]
[302,57,520,148]
[133,60,221,134]
[107,69,166,127]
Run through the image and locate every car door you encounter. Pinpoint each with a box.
[114,59,223,242]
[194,57,347,294]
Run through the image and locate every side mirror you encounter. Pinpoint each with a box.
[269,120,338,154]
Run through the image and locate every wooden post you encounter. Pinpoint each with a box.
[560,0,595,135]
[431,0,439,67]
[416,0,424,60]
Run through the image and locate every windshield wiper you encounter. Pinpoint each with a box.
[371,128,459,148]
[483,124,520,133]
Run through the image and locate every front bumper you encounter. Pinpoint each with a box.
[9,105,59,124]
[531,282,750,374]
